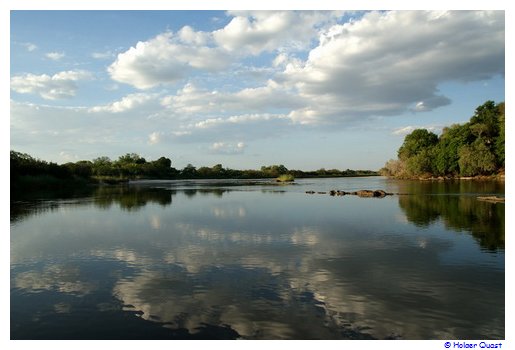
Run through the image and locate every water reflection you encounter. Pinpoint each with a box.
[10,179,504,339]
[398,194,504,251]
[11,186,238,222]
[93,186,174,211]
[390,179,505,196]
[13,263,97,295]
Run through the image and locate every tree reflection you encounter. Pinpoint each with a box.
[10,186,237,222]
[398,194,504,251]
[182,188,228,198]
[93,186,174,211]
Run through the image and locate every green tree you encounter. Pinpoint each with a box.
[494,103,505,168]
[118,153,146,164]
[92,156,115,176]
[64,160,93,178]
[405,148,436,176]
[181,164,197,178]
[384,100,505,178]
[261,164,289,177]
[458,139,496,176]
[433,123,473,176]
[397,129,438,176]
[469,100,500,144]
[398,129,439,160]
[154,156,171,169]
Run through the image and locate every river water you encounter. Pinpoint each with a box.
[10,177,505,340]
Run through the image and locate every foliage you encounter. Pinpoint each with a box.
[276,174,295,182]
[11,151,379,194]
[458,139,496,176]
[398,190,504,251]
[397,129,438,160]
[382,100,505,178]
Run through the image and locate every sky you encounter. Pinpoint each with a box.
[9,6,505,171]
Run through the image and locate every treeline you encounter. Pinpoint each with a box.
[11,150,378,190]
[184,164,377,179]
[11,151,176,185]
[381,100,505,179]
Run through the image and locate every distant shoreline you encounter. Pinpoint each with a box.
[385,174,505,181]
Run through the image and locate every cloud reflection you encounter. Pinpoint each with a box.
[14,264,97,295]
[10,185,505,339]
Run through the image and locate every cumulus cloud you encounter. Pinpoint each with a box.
[89,92,157,113]
[10,70,92,100]
[108,32,231,89]
[10,10,505,162]
[280,10,504,124]
[162,80,303,115]
[209,141,246,154]
[141,112,294,146]
[107,11,343,90]
[45,51,65,60]
[22,42,37,52]
[148,131,162,145]
[193,113,289,130]
[177,25,210,45]
[213,11,342,55]
[392,125,442,136]
[412,96,452,112]
[10,99,170,159]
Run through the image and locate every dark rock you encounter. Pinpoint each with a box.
[373,190,387,197]
[329,190,336,196]
[306,191,316,194]
[356,190,374,197]
[352,189,393,198]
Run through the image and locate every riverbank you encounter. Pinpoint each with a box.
[388,173,505,181]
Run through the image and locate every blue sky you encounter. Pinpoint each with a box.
[9,8,505,171]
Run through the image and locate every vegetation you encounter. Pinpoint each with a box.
[11,150,378,193]
[276,174,295,182]
[11,151,178,192]
[381,100,505,179]
[398,188,504,251]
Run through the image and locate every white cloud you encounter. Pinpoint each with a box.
[213,11,342,55]
[23,42,37,52]
[148,131,162,145]
[392,125,442,136]
[59,151,79,162]
[209,141,246,154]
[177,26,210,45]
[193,113,289,130]
[412,96,452,112]
[10,70,92,100]
[91,51,114,59]
[272,53,289,67]
[162,80,303,115]
[108,32,231,89]
[89,93,157,113]
[10,99,174,160]
[45,51,65,60]
[279,10,504,124]
[171,113,295,144]
[392,126,417,136]
[107,12,343,90]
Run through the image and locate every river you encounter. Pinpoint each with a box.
[10,177,505,340]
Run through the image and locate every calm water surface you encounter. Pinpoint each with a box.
[10,177,505,339]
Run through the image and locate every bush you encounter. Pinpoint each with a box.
[276,174,295,182]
